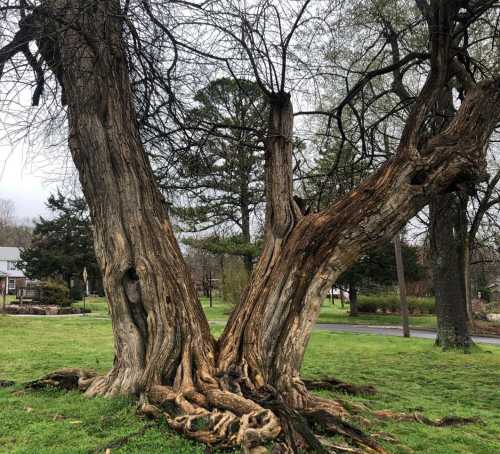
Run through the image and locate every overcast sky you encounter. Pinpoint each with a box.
[0,139,70,221]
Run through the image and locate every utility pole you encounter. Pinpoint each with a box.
[82,267,88,316]
[394,233,410,337]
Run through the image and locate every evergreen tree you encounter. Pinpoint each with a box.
[158,78,267,273]
[19,193,100,288]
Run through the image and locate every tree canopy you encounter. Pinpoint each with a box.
[19,193,99,285]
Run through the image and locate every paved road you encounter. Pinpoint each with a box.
[315,323,500,345]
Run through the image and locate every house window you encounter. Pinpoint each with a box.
[8,278,16,291]
[7,261,17,271]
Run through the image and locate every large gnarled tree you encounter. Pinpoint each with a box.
[2,0,500,451]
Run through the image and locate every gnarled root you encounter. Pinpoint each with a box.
[374,410,482,427]
[25,368,97,391]
[23,369,388,452]
[143,378,388,453]
[145,385,281,452]
[31,368,478,453]
[243,384,387,454]
[302,396,388,454]
[303,377,377,396]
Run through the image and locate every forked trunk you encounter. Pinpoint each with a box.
[430,193,473,349]
[219,80,500,408]
[11,1,500,451]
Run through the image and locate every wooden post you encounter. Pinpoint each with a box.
[394,233,410,337]
[1,278,6,314]
[209,270,213,308]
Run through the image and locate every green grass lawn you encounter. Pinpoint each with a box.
[1,314,500,453]
[14,294,438,330]
[317,302,437,328]
[197,296,438,329]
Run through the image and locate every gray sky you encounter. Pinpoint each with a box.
[0,140,59,221]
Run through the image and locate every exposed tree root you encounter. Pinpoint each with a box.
[302,396,388,454]
[146,384,281,452]
[303,377,376,396]
[25,368,97,391]
[27,369,478,453]
[374,410,482,427]
[242,384,386,454]
[23,369,385,452]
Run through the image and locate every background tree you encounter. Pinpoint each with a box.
[19,193,100,290]
[372,2,500,348]
[0,198,32,247]
[157,78,267,274]
[338,240,426,316]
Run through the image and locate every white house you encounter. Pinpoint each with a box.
[0,247,26,294]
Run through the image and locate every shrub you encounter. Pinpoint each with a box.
[357,294,435,315]
[222,258,248,306]
[479,287,492,302]
[40,279,72,307]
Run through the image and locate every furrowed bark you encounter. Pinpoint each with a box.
[218,93,302,387]
[3,1,499,451]
[4,4,285,450]
[219,78,500,407]
[35,0,216,397]
[218,2,477,408]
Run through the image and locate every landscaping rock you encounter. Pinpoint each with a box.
[4,305,90,315]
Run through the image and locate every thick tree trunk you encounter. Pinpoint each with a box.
[23,5,287,451]
[41,0,216,397]
[428,81,473,348]
[430,193,473,349]
[219,80,500,408]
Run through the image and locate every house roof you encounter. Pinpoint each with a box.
[0,247,21,261]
